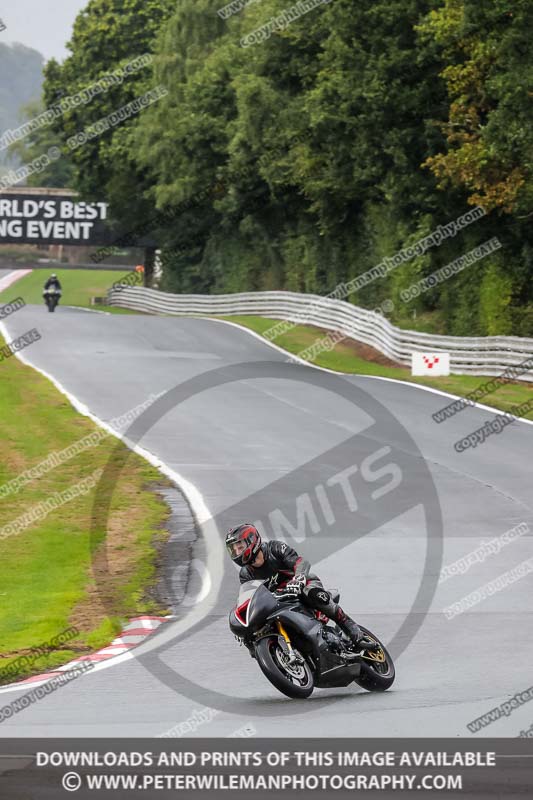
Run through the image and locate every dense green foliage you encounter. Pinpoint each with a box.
[43,0,175,232]
[43,0,533,335]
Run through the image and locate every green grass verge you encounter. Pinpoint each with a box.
[0,337,171,684]
[0,268,137,309]
[216,315,533,420]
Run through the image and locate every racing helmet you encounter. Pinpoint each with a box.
[225,524,261,567]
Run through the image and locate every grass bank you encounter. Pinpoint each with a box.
[217,315,533,421]
[0,337,171,684]
[0,268,139,313]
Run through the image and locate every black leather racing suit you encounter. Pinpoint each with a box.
[44,277,62,292]
[239,540,362,642]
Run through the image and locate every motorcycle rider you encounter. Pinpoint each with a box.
[44,273,62,293]
[226,523,378,651]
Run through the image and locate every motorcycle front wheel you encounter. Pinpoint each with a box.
[255,636,314,699]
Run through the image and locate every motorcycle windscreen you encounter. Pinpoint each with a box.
[236,580,263,606]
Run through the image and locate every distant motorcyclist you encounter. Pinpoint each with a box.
[226,524,378,651]
[44,273,61,292]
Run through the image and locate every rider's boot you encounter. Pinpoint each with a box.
[325,602,380,651]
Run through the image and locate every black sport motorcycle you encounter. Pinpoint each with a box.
[229,580,395,699]
[43,288,61,312]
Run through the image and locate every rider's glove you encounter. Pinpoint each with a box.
[282,574,306,596]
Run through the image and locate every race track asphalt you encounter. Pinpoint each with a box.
[1,300,532,738]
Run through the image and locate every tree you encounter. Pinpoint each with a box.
[418,0,533,215]
[44,0,532,334]
[42,0,175,275]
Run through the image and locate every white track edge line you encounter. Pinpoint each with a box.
[205,317,533,427]
[64,305,111,315]
[0,318,223,695]
[0,289,530,690]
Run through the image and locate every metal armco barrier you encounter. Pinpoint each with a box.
[107,286,533,381]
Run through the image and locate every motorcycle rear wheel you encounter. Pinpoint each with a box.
[352,625,395,692]
[255,636,314,699]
